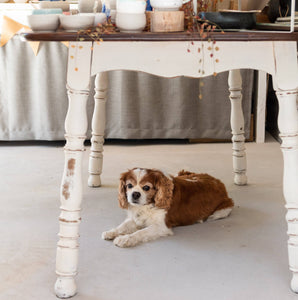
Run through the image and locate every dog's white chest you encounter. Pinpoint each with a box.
[129,205,167,228]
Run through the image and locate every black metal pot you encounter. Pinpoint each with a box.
[198,11,256,30]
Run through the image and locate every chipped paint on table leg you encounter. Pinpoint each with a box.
[275,89,298,293]
[228,69,247,185]
[55,41,92,299]
[55,97,87,299]
[272,40,298,293]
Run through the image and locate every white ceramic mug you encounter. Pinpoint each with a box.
[116,11,146,32]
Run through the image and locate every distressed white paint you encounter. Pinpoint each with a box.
[276,92,298,293]
[255,71,267,143]
[55,39,298,296]
[88,72,108,187]
[228,69,247,185]
[55,42,92,299]
[272,42,298,294]
[91,41,276,78]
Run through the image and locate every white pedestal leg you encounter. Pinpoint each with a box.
[272,41,298,293]
[276,89,298,293]
[228,69,247,185]
[88,72,108,187]
[55,42,92,299]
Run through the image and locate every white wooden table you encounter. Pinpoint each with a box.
[23,31,298,298]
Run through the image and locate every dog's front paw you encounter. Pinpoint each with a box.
[114,235,137,248]
[102,230,118,241]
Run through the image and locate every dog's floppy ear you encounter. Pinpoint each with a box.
[151,170,174,210]
[118,171,129,209]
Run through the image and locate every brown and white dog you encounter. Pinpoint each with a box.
[102,168,234,247]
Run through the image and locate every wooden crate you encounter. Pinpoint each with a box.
[151,11,184,32]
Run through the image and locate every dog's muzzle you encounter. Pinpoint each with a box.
[132,191,141,203]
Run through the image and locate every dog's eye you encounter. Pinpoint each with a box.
[142,185,150,191]
[127,183,133,189]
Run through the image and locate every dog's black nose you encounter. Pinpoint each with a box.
[132,192,141,200]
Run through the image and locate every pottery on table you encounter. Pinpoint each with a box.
[59,14,95,31]
[32,8,63,14]
[116,12,146,32]
[27,14,60,32]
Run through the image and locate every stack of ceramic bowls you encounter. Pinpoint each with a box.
[116,0,147,32]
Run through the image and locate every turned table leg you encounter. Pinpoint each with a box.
[228,69,247,185]
[88,72,108,187]
[272,41,298,293]
[55,42,92,298]
[275,89,298,293]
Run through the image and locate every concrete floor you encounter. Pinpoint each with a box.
[0,135,297,300]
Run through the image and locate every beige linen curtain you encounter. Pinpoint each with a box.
[0,36,253,141]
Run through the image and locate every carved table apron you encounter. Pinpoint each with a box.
[22,31,298,298]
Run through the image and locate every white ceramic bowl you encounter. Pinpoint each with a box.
[150,0,184,11]
[117,0,146,13]
[27,14,60,32]
[59,14,95,31]
[38,1,70,12]
[116,12,146,33]
[79,12,107,26]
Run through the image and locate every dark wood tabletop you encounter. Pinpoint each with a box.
[22,30,298,42]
